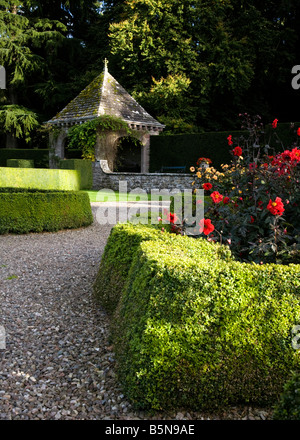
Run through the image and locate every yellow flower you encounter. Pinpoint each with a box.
[232,186,236,190]
[196,171,202,178]
[190,167,195,172]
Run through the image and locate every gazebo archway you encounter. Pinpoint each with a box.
[47,61,164,172]
[114,136,142,172]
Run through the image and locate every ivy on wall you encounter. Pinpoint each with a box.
[66,115,135,160]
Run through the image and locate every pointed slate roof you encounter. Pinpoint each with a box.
[47,64,164,132]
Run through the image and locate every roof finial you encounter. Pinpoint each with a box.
[104,58,109,73]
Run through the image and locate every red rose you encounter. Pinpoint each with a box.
[297,127,300,136]
[199,218,215,236]
[272,119,278,128]
[202,182,213,190]
[233,146,243,157]
[266,197,285,216]
[210,191,223,203]
[223,196,230,204]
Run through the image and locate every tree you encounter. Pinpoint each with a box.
[0,0,68,147]
[108,0,300,131]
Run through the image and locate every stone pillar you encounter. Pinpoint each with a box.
[141,133,150,173]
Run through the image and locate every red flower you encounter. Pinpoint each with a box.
[266,197,285,216]
[223,196,230,204]
[272,119,278,128]
[210,191,223,203]
[291,148,300,162]
[250,216,255,224]
[199,218,215,236]
[202,182,212,191]
[197,157,212,166]
[167,212,178,224]
[233,146,243,157]
[227,135,233,146]
[297,127,300,136]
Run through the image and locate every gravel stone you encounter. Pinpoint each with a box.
[0,203,273,420]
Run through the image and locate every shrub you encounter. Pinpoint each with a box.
[94,224,300,411]
[93,223,163,315]
[0,167,81,191]
[173,114,300,265]
[149,122,300,172]
[7,159,34,168]
[0,189,93,234]
[0,148,49,168]
[273,372,300,420]
[59,159,93,190]
[93,223,232,316]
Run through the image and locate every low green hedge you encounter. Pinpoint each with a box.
[7,159,34,168]
[0,189,93,234]
[94,223,300,411]
[273,371,300,419]
[59,159,93,190]
[0,167,81,191]
[93,223,231,315]
[0,148,49,168]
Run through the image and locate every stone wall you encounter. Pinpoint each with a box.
[92,162,194,193]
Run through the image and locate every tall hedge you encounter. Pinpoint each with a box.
[0,189,93,234]
[94,223,300,411]
[59,159,93,190]
[150,122,300,172]
[0,149,49,168]
[0,167,81,191]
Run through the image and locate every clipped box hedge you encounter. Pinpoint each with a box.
[94,223,300,411]
[0,148,49,168]
[7,159,34,168]
[150,122,300,172]
[0,167,81,191]
[59,159,93,190]
[0,189,93,234]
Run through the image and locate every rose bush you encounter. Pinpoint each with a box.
[168,114,300,264]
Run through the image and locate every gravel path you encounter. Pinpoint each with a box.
[0,204,273,420]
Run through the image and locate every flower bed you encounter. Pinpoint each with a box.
[0,188,93,234]
[169,114,300,265]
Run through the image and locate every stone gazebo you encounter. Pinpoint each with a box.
[47,61,165,176]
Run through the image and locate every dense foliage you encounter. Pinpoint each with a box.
[94,223,300,411]
[0,189,93,234]
[167,115,300,264]
[1,0,300,145]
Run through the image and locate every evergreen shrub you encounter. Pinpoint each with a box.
[94,223,300,410]
[59,159,93,190]
[0,167,81,191]
[7,159,34,168]
[0,149,49,168]
[0,189,93,234]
